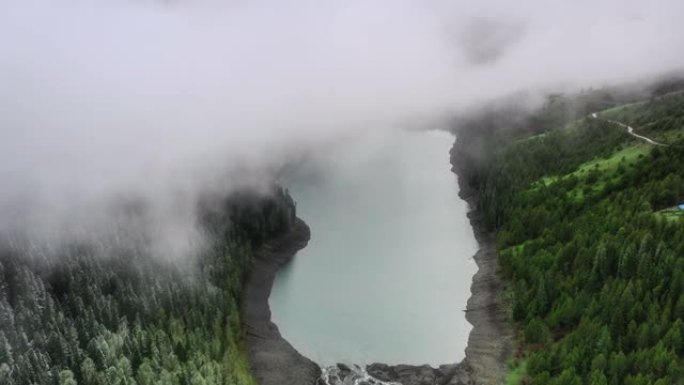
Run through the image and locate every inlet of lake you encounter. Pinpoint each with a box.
[270,128,478,366]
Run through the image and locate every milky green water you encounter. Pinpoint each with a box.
[270,129,478,366]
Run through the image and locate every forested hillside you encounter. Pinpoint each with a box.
[455,91,684,384]
[0,186,297,385]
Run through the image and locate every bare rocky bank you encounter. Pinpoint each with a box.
[242,218,322,385]
[451,152,515,385]
[242,136,513,385]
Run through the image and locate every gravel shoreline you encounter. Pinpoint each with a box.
[453,157,515,385]
[241,218,321,385]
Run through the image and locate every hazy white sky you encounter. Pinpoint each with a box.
[1,0,683,257]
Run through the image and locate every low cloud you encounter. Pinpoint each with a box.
[1,0,683,259]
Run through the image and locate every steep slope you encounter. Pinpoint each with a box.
[455,91,684,384]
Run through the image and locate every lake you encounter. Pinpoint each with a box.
[270,128,478,366]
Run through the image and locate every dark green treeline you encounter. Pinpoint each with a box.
[454,91,684,385]
[0,186,296,385]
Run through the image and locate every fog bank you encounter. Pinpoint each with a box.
[1,0,683,259]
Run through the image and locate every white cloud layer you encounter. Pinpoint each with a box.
[1,0,683,258]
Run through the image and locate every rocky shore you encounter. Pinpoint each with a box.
[453,183,514,385]
[450,137,514,385]
[242,218,321,385]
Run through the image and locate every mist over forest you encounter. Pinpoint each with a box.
[3,2,684,385]
[2,0,684,259]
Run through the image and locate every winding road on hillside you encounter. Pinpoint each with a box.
[590,112,667,146]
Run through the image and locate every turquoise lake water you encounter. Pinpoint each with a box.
[270,129,478,366]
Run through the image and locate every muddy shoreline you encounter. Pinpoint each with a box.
[242,136,512,385]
